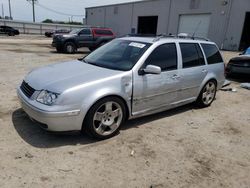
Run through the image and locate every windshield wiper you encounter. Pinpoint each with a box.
[81,58,89,64]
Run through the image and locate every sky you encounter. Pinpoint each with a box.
[0,0,141,22]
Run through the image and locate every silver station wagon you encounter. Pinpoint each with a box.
[17,36,225,139]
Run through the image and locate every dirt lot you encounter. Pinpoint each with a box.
[0,35,250,188]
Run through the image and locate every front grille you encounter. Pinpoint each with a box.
[20,81,35,98]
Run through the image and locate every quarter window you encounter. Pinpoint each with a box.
[201,43,223,64]
[180,43,205,68]
[144,43,178,71]
[94,29,113,35]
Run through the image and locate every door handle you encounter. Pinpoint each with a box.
[202,69,208,73]
[172,74,180,79]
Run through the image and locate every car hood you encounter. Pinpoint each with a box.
[24,60,123,93]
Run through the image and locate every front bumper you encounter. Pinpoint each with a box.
[17,88,82,132]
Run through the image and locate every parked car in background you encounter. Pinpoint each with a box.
[18,36,225,139]
[45,29,70,37]
[52,27,115,53]
[226,47,250,76]
[0,26,19,36]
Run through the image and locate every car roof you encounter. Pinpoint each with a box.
[119,36,216,45]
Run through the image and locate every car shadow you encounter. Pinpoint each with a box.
[12,109,97,148]
[122,103,194,130]
[12,104,195,148]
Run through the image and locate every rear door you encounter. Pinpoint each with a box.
[178,42,207,100]
[77,28,93,47]
[201,43,225,88]
[132,43,181,115]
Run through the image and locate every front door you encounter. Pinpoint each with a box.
[132,43,181,115]
[77,28,93,47]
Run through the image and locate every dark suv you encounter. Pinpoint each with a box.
[52,27,115,53]
[0,26,19,36]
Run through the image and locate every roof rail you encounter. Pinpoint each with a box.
[153,33,210,42]
[121,33,210,42]
[123,33,157,37]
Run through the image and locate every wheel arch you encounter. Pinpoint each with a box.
[81,94,131,130]
[198,74,218,96]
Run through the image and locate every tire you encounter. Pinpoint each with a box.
[83,97,126,140]
[196,80,217,107]
[64,42,76,54]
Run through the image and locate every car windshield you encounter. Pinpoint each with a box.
[83,39,151,71]
[243,47,250,55]
[69,29,81,34]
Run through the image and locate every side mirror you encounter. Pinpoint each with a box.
[138,65,161,75]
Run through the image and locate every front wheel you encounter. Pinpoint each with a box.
[83,97,126,140]
[64,42,76,54]
[196,80,217,107]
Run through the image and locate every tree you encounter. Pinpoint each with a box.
[42,19,53,23]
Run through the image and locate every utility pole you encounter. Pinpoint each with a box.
[27,0,37,22]
[1,3,4,18]
[8,0,12,19]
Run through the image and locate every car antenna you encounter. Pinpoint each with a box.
[192,20,202,39]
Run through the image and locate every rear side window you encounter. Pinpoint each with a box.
[144,43,177,71]
[94,29,113,35]
[180,43,205,68]
[201,44,223,64]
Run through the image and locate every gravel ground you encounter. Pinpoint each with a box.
[0,35,250,188]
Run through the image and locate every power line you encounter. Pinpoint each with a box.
[35,2,85,17]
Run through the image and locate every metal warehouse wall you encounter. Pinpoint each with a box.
[86,0,170,36]
[86,0,249,50]
[224,0,250,50]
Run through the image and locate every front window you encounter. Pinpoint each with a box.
[143,43,178,71]
[83,39,151,71]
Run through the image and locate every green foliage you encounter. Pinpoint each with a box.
[42,19,53,23]
[42,19,83,25]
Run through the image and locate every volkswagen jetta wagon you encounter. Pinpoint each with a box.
[17,36,225,139]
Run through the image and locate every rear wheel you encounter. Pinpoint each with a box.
[83,97,126,140]
[64,42,76,54]
[196,80,217,107]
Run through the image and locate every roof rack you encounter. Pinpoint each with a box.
[123,33,157,37]
[153,33,210,42]
[121,33,210,42]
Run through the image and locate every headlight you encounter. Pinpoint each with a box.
[36,90,59,105]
